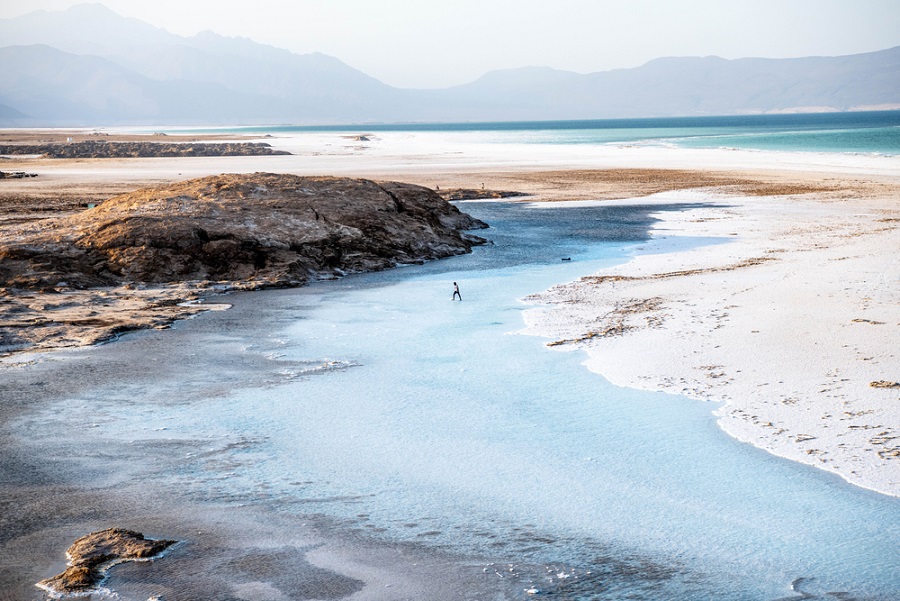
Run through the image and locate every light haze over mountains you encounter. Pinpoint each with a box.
[2,3,899,126]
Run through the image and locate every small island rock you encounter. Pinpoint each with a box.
[37,528,176,595]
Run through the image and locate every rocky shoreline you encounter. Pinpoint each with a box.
[0,141,290,158]
[0,173,488,355]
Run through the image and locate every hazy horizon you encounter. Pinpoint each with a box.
[2,0,899,89]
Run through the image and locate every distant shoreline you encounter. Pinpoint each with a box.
[0,141,289,159]
[176,107,900,131]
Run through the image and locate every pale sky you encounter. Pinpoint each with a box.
[2,0,899,88]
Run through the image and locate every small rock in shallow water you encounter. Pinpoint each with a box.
[36,527,176,596]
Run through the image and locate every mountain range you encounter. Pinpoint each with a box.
[2,3,899,126]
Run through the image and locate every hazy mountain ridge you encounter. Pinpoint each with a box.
[442,48,900,120]
[1,3,898,125]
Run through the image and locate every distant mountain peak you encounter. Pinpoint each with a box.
[63,2,120,16]
[59,2,168,31]
[193,30,223,40]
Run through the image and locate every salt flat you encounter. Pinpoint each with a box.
[521,189,900,496]
[1,128,899,600]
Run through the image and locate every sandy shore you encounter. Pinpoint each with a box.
[521,189,900,497]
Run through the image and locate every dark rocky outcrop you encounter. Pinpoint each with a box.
[0,173,488,290]
[436,188,526,201]
[0,170,38,178]
[0,141,290,158]
[37,528,176,595]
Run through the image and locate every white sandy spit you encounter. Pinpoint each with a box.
[521,189,900,497]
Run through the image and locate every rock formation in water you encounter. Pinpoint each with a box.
[0,173,488,290]
[37,528,176,595]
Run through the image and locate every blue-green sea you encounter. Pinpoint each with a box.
[192,110,900,155]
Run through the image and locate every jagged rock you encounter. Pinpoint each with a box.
[0,173,488,290]
[37,528,176,595]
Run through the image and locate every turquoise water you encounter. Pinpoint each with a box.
[36,201,900,600]
[184,111,900,155]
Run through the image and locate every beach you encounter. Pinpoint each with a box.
[2,127,899,599]
[521,189,900,496]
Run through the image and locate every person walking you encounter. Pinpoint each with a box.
[452,282,462,301]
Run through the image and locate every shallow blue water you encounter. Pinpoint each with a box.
[183,110,900,155]
[65,201,900,599]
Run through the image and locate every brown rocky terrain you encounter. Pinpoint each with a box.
[0,141,290,158]
[0,172,488,288]
[0,173,488,354]
[37,528,176,595]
